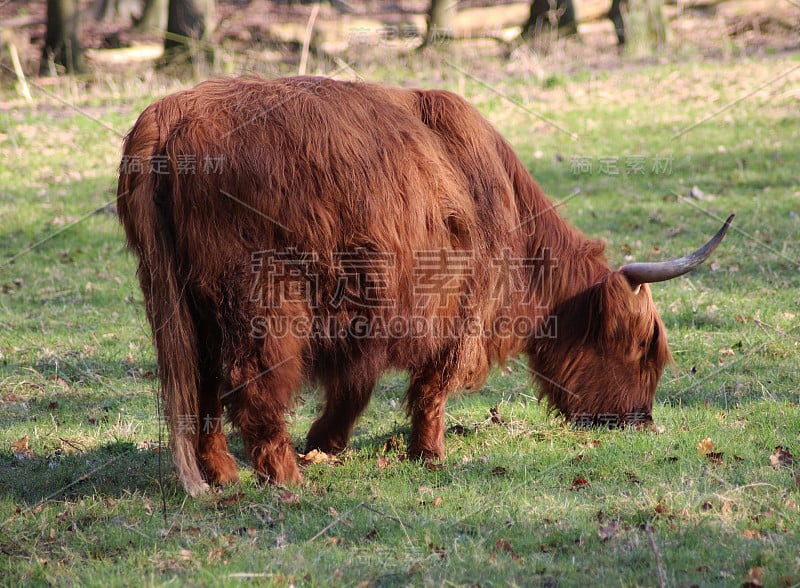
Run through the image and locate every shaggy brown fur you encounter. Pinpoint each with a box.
[118,76,672,496]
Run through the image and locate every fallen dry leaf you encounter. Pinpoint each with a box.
[376,456,390,469]
[234,527,258,539]
[598,522,619,541]
[11,436,29,453]
[743,565,764,587]
[300,449,334,466]
[769,446,793,470]
[491,538,519,560]
[12,436,33,459]
[489,405,504,424]
[217,492,245,508]
[625,471,640,484]
[428,542,446,560]
[278,491,300,505]
[742,529,763,540]
[48,376,70,390]
[491,466,507,476]
[382,435,404,453]
[207,547,229,563]
[447,424,469,436]
[706,452,725,465]
[50,216,78,227]
[750,509,774,523]
[571,477,590,489]
[721,501,734,515]
[698,438,715,454]
[363,529,378,541]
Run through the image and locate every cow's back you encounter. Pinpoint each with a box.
[138,76,525,376]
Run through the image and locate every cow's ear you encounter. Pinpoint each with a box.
[597,272,651,341]
[618,270,642,294]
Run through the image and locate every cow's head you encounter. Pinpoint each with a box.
[531,215,734,427]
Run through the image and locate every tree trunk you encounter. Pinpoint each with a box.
[164,0,215,64]
[619,0,669,55]
[521,0,577,47]
[94,0,141,23]
[608,0,626,45]
[94,0,115,21]
[40,0,86,75]
[423,0,456,46]
[135,0,168,33]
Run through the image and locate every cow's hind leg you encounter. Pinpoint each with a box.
[305,359,380,455]
[224,349,303,485]
[197,359,239,485]
[190,311,239,485]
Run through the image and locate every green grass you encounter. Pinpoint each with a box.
[1,54,799,587]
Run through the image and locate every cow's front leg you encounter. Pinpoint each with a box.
[305,358,381,455]
[406,370,449,461]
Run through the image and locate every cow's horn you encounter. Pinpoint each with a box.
[621,214,734,286]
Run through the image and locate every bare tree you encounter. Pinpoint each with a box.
[423,0,456,47]
[608,0,626,45]
[521,0,577,42]
[93,0,141,23]
[164,0,215,63]
[135,0,169,34]
[40,0,86,74]
[609,0,669,53]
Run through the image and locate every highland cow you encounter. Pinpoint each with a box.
[117,76,732,495]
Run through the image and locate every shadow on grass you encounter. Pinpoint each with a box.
[0,441,177,504]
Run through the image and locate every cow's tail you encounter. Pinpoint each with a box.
[117,103,209,496]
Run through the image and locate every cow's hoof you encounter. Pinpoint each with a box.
[201,452,240,485]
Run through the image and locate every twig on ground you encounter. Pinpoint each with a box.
[644,523,668,588]
[307,502,364,543]
[58,437,87,453]
[361,503,415,530]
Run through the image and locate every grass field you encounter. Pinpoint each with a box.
[1,49,799,586]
